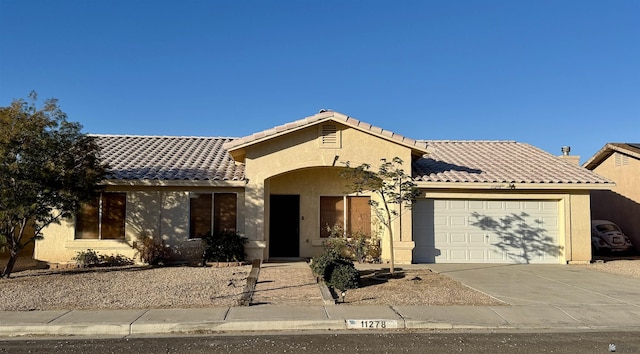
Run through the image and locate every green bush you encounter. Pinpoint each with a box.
[326,259,360,291]
[72,249,134,267]
[134,236,173,265]
[72,249,101,266]
[322,224,382,263]
[310,249,341,279]
[202,231,247,262]
[100,254,134,266]
[311,248,360,291]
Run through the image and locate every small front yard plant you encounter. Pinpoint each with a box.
[72,249,134,267]
[202,231,248,262]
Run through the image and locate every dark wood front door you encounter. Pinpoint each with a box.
[269,195,300,258]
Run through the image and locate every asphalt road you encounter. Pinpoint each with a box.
[1,331,638,353]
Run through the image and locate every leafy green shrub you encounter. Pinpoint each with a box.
[134,236,172,265]
[311,242,360,292]
[100,254,134,266]
[202,231,247,262]
[72,249,134,267]
[322,224,382,263]
[72,249,100,266]
[326,259,360,291]
[310,248,341,279]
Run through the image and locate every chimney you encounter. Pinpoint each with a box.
[558,146,580,165]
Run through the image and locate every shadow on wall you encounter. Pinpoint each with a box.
[470,212,564,264]
[591,190,640,253]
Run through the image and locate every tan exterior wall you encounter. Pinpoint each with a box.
[420,189,593,264]
[241,123,415,262]
[590,153,640,251]
[36,185,245,265]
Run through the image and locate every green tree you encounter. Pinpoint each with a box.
[0,92,107,277]
[340,157,419,275]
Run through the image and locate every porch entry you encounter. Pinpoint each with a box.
[269,194,300,258]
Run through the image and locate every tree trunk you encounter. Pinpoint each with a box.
[1,251,18,278]
[386,214,395,276]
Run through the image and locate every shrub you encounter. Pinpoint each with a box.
[134,235,172,265]
[311,248,360,291]
[72,249,101,266]
[322,224,382,263]
[100,254,134,266]
[310,248,341,279]
[202,231,247,262]
[72,249,134,267]
[326,259,360,291]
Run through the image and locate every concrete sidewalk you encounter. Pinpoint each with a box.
[2,262,640,337]
[2,302,639,337]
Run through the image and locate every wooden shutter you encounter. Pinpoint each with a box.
[101,193,126,239]
[214,193,237,233]
[320,196,344,238]
[190,193,212,238]
[347,196,371,236]
[75,198,100,239]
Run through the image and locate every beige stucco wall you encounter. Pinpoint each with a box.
[590,153,640,251]
[36,186,245,265]
[420,189,593,264]
[241,123,416,262]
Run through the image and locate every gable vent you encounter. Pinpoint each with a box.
[319,124,341,148]
[615,152,629,167]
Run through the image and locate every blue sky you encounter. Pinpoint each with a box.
[1,0,638,162]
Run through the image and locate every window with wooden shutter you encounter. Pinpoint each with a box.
[75,193,126,240]
[319,196,371,238]
[190,192,238,238]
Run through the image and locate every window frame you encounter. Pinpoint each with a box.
[75,192,127,240]
[189,192,238,239]
[319,195,371,238]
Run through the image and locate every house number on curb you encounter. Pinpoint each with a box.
[346,319,399,329]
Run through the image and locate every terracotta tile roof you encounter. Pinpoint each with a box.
[223,110,428,153]
[413,140,612,185]
[583,143,640,170]
[93,135,245,181]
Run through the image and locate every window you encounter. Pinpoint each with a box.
[320,196,370,238]
[189,193,237,238]
[75,193,126,239]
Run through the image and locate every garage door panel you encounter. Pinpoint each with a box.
[468,249,485,261]
[468,232,486,244]
[413,199,561,264]
[450,232,466,243]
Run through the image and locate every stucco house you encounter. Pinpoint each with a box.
[583,143,640,252]
[36,111,612,265]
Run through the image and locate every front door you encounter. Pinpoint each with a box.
[269,195,300,258]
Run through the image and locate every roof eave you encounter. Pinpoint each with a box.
[223,111,429,160]
[102,179,247,187]
[414,181,615,191]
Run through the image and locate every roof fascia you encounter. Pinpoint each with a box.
[414,181,615,191]
[583,143,640,169]
[102,180,247,187]
[224,112,429,162]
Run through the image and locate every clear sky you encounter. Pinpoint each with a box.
[1,0,638,163]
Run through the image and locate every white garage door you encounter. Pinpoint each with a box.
[413,199,561,264]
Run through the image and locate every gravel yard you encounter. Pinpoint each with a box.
[0,263,250,311]
[2,258,639,311]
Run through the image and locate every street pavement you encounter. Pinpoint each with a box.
[2,262,640,337]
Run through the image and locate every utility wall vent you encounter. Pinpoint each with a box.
[615,152,629,167]
[319,124,341,148]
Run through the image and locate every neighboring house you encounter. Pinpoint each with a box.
[36,111,612,265]
[583,143,640,252]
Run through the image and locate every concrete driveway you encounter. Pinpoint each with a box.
[427,264,640,307]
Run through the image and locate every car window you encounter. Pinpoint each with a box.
[596,224,621,232]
